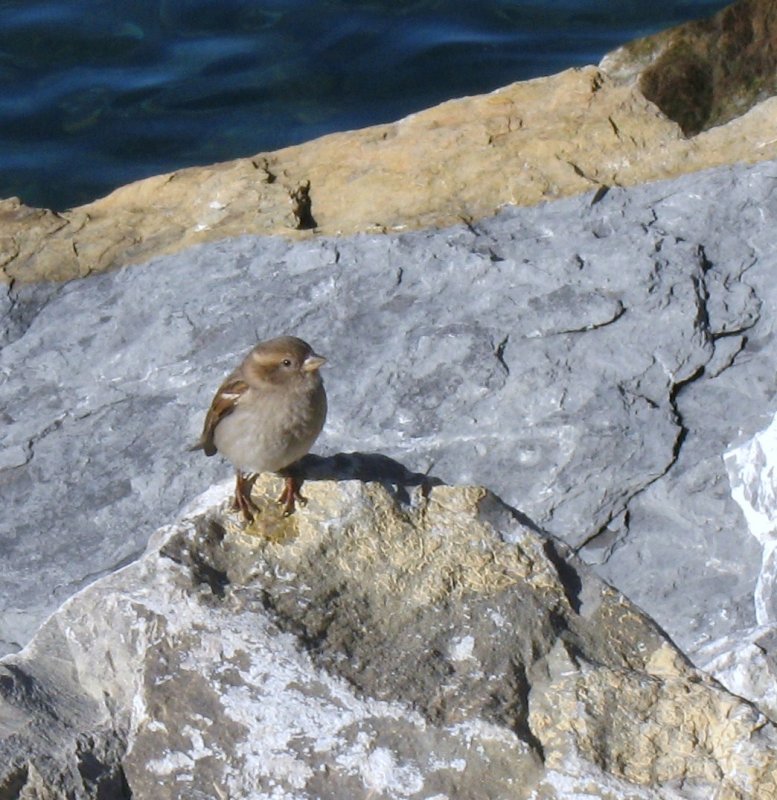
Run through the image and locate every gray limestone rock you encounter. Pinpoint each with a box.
[1,160,777,672]
[2,477,775,799]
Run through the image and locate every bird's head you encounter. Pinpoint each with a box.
[244,336,326,388]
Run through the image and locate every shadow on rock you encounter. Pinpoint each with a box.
[290,451,550,538]
[288,451,443,505]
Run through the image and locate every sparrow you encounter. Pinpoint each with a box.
[193,336,327,519]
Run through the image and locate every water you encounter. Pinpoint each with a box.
[0,0,729,211]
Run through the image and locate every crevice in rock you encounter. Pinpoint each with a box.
[556,302,626,335]
[0,664,59,718]
[188,549,230,599]
[696,243,713,273]
[0,764,28,800]
[76,733,133,800]
[696,245,760,380]
[289,180,316,230]
[524,300,625,340]
[665,365,704,463]
[65,546,149,596]
[707,335,749,379]
[1,279,63,349]
[25,415,67,461]
[160,517,231,601]
[493,334,510,376]
[576,363,705,559]
[251,157,276,184]
[110,765,133,800]
[689,248,713,348]
[485,660,545,762]
[542,540,583,614]
[256,582,341,658]
[459,215,481,237]
[575,238,753,559]
[574,506,631,558]
[617,384,659,410]
[13,395,129,473]
[566,161,601,187]
[640,209,659,232]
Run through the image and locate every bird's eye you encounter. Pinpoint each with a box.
[282,358,292,367]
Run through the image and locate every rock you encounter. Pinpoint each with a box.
[1,66,670,282]
[2,476,776,800]
[688,412,777,723]
[725,412,777,627]
[4,1,777,284]
[602,0,777,135]
[695,625,777,723]
[3,158,777,668]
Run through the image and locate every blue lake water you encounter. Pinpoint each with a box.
[1,0,729,210]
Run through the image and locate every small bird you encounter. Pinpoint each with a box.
[193,336,327,519]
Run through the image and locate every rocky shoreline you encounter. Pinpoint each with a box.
[3,1,777,797]
[3,1,777,287]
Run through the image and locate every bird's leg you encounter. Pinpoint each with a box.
[233,472,260,521]
[277,474,307,516]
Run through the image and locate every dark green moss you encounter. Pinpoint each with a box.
[613,0,777,136]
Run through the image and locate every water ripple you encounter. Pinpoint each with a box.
[0,0,731,210]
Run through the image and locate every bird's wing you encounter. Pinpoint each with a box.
[198,373,250,456]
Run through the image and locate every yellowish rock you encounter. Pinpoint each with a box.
[4,61,777,285]
[197,475,777,799]
[4,474,777,798]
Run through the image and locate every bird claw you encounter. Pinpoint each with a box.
[278,475,306,516]
[233,472,260,522]
[232,472,308,519]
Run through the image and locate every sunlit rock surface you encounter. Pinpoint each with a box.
[2,477,776,799]
[3,0,777,284]
[694,413,777,721]
[2,160,777,670]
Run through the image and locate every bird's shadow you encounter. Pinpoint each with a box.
[285,453,584,612]
[285,452,443,506]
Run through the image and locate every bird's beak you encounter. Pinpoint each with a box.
[302,353,326,372]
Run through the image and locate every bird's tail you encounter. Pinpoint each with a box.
[188,438,216,456]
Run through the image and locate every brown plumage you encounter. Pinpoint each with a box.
[193,336,327,519]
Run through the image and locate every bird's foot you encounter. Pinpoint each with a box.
[277,474,307,516]
[233,472,260,521]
